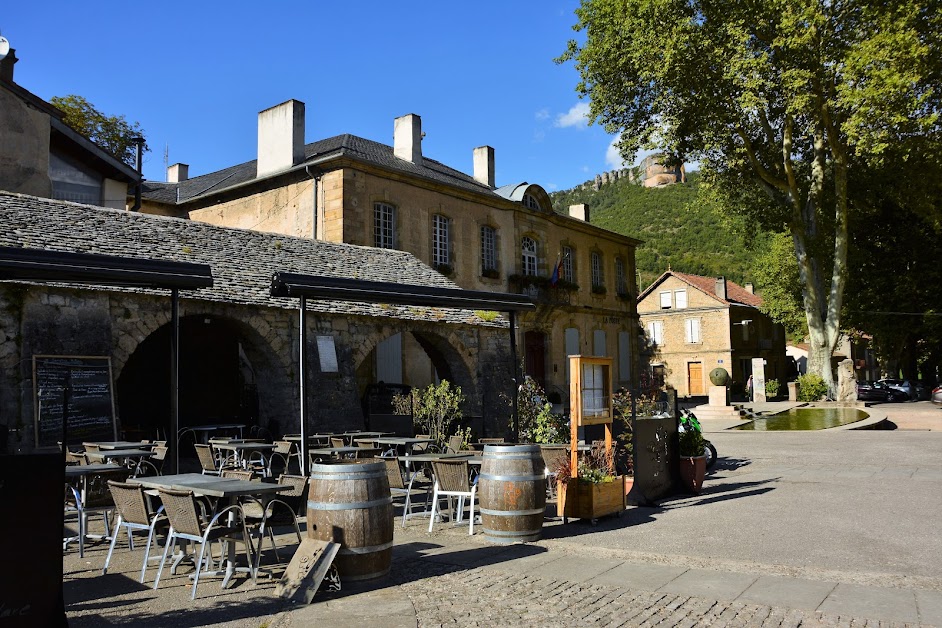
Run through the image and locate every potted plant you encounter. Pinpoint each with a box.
[553,446,626,522]
[678,427,706,494]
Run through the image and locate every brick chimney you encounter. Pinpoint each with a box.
[257,99,305,178]
[473,146,495,188]
[394,114,422,166]
[744,282,754,294]
[715,277,728,300]
[167,163,189,183]
[569,204,590,222]
[0,48,17,83]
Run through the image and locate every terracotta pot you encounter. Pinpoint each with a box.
[623,476,634,497]
[679,455,706,494]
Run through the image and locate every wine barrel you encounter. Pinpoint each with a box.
[307,460,393,581]
[478,444,546,543]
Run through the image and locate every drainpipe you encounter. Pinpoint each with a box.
[305,165,322,239]
[131,136,145,211]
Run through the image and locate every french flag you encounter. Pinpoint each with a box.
[550,252,563,287]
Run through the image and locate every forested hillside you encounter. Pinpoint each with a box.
[551,173,763,289]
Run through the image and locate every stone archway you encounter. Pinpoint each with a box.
[115,313,293,440]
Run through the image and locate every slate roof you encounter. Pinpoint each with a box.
[142,134,497,205]
[0,191,505,328]
[639,270,763,308]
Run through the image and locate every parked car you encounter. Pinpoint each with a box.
[857,381,908,402]
[878,379,916,401]
[932,385,942,405]
[914,380,932,401]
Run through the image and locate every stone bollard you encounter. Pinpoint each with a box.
[787,381,798,401]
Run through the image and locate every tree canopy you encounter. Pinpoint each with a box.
[560,0,942,393]
[50,95,149,167]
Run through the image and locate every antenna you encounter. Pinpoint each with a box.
[163,144,169,171]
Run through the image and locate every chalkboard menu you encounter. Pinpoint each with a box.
[33,355,117,448]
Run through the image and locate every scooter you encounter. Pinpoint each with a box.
[679,408,718,469]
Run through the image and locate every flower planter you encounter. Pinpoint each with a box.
[557,476,626,522]
[679,455,706,494]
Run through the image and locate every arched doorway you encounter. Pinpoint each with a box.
[116,314,283,440]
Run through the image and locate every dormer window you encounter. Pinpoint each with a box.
[523,194,541,211]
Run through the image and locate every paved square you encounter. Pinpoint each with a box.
[737,574,836,610]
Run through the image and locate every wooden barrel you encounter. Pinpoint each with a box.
[478,444,546,543]
[307,460,393,581]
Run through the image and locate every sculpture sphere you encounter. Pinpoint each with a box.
[709,367,730,386]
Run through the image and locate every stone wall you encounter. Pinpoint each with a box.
[0,86,52,197]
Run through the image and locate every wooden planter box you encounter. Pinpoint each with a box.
[557,475,626,521]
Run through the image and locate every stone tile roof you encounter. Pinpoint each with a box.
[0,191,505,328]
[142,134,495,205]
[639,270,763,308]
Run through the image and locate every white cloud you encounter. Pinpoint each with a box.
[605,136,629,169]
[555,102,590,129]
[547,183,558,191]
[535,108,550,121]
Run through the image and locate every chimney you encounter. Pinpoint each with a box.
[257,99,305,178]
[167,163,189,183]
[0,48,17,83]
[394,113,422,166]
[569,203,590,222]
[745,282,754,294]
[715,277,728,300]
[473,146,495,188]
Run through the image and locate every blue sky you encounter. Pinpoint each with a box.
[2,1,647,191]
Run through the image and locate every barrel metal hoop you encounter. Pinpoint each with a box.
[308,496,393,510]
[480,507,546,516]
[310,472,385,481]
[482,527,543,537]
[337,540,394,555]
[478,473,545,482]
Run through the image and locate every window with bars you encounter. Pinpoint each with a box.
[521,237,538,276]
[432,214,449,267]
[480,225,497,273]
[591,252,604,288]
[615,257,626,295]
[562,246,574,282]
[373,202,396,249]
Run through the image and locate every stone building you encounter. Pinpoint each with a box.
[637,271,787,397]
[0,191,515,452]
[0,50,139,208]
[137,100,642,404]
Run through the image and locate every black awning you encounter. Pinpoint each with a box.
[270,272,533,312]
[0,246,213,290]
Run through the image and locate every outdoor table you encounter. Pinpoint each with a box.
[210,442,276,471]
[282,434,335,445]
[96,448,156,475]
[308,446,360,461]
[128,474,287,588]
[181,424,246,445]
[340,431,392,445]
[372,436,434,457]
[64,463,127,546]
[402,452,483,471]
[84,441,155,451]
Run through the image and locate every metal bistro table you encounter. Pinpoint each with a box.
[96,449,156,475]
[340,431,392,445]
[129,474,287,589]
[372,436,434,457]
[209,442,276,472]
[403,452,483,470]
[307,446,360,463]
[84,441,156,451]
[181,424,246,445]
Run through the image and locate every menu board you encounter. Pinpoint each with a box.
[33,355,117,448]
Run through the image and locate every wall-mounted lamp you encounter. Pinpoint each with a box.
[733,319,753,326]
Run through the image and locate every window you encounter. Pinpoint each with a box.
[647,320,664,345]
[674,289,687,309]
[593,330,607,356]
[432,214,449,267]
[480,225,497,273]
[373,202,396,249]
[742,322,750,342]
[521,237,538,276]
[615,258,626,295]
[562,246,574,282]
[618,331,631,385]
[50,152,102,205]
[523,193,541,211]
[685,318,701,343]
[591,252,604,288]
[659,291,672,309]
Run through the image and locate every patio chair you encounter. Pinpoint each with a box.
[428,460,476,535]
[64,466,130,558]
[354,447,383,459]
[330,437,347,449]
[194,443,223,475]
[153,488,256,600]
[355,438,377,449]
[220,469,255,481]
[380,457,428,528]
[412,435,432,454]
[446,435,463,454]
[242,474,305,572]
[65,450,86,466]
[102,480,167,583]
[268,440,299,475]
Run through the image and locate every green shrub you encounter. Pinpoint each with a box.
[797,373,828,401]
[679,428,706,457]
[765,378,780,398]
[394,380,465,448]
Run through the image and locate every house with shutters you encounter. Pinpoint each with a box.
[637,271,787,397]
[136,99,643,405]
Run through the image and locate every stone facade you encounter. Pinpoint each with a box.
[638,272,787,397]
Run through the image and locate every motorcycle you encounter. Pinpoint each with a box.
[679,408,718,469]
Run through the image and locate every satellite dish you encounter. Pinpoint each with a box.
[0,36,10,61]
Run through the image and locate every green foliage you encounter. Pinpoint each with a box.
[765,379,780,398]
[473,310,500,322]
[50,95,149,166]
[531,404,569,445]
[510,376,568,444]
[751,233,807,339]
[551,173,760,286]
[679,428,706,458]
[796,373,828,402]
[402,380,465,448]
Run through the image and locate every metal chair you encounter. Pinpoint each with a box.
[380,457,427,528]
[102,480,167,583]
[428,460,476,535]
[330,437,347,449]
[268,440,299,475]
[355,447,383,459]
[153,488,256,600]
[220,469,255,481]
[194,443,222,475]
[241,474,305,572]
[64,466,130,557]
[446,435,463,454]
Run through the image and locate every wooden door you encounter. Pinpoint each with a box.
[687,362,704,396]
[524,331,547,389]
